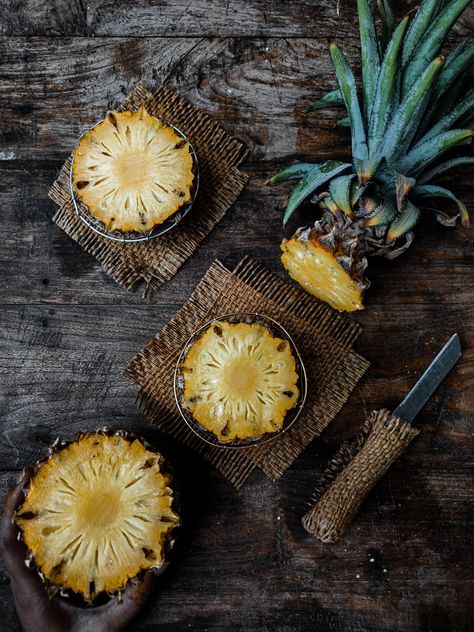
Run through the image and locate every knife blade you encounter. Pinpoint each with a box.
[393,333,462,423]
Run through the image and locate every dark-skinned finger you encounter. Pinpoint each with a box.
[103,572,160,630]
[0,469,32,554]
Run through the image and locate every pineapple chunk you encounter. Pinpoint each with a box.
[281,237,364,312]
[72,107,194,232]
[180,320,300,442]
[15,434,179,601]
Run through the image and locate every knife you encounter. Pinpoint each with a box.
[302,334,462,543]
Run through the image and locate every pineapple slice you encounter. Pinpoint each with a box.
[14,433,179,602]
[180,320,300,442]
[72,107,194,232]
[281,236,364,312]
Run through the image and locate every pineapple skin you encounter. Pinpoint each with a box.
[14,431,180,603]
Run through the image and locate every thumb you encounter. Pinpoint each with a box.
[103,571,161,630]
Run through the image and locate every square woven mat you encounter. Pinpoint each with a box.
[48,84,249,298]
[124,257,370,488]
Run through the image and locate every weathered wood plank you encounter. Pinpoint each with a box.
[0,158,472,305]
[0,302,472,469]
[0,35,472,305]
[1,0,473,38]
[0,220,471,606]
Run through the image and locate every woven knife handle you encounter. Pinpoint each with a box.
[302,409,419,543]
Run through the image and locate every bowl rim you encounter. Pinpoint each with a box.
[173,312,308,450]
[69,112,200,243]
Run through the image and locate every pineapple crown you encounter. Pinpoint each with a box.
[268,0,474,244]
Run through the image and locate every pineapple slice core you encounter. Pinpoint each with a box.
[15,434,179,601]
[72,107,194,232]
[181,321,300,442]
[281,237,364,312]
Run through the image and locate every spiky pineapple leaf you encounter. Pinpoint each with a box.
[329,174,356,215]
[400,129,474,175]
[402,0,473,97]
[336,116,351,127]
[387,200,421,241]
[282,161,352,224]
[329,42,369,179]
[368,16,409,157]
[308,89,344,112]
[383,57,444,162]
[266,163,318,186]
[376,0,396,52]
[357,0,381,122]
[421,90,474,141]
[421,44,474,132]
[364,201,397,227]
[402,0,440,67]
[396,173,416,211]
[418,156,474,183]
[412,184,470,226]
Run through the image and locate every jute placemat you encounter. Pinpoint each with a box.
[48,84,249,297]
[124,257,370,488]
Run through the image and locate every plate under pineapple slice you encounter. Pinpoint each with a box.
[179,319,300,442]
[14,432,179,602]
[72,107,195,233]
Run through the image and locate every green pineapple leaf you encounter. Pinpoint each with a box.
[329,42,369,179]
[329,174,356,215]
[402,0,473,97]
[412,184,470,226]
[402,0,440,66]
[421,90,474,141]
[376,0,396,52]
[282,161,352,224]
[364,201,397,227]
[266,163,318,186]
[308,89,344,112]
[421,44,474,132]
[387,200,421,241]
[418,156,474,183]
[383,56,445,162]
[399,129,474,175]
[357,0,381,122]
[336,116,351,127]
[368,16,409,157]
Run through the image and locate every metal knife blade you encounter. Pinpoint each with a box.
[393,333,462,423]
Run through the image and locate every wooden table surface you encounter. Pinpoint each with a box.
[1,2,473,630]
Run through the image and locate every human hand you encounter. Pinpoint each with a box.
[1,470,162,632]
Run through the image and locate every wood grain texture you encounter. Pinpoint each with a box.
[0,1,473,630]
[1,0,473,37]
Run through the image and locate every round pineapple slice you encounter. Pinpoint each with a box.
[72,107,194,233]
[14,433,179,602]
[180,320,300,442]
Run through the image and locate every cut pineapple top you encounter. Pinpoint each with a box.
[15,433,179,602]
[72,107,194,232]
[180,320,300,442]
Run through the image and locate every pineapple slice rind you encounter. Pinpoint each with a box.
[181,321,300,442]
[281,236,364,312]
[15,434,179,601]
[72,107,194,232]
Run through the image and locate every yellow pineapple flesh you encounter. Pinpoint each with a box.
[180,320,300,442]
[281,236,364,312]
[15,433,179,601]
[72,107,194,232]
